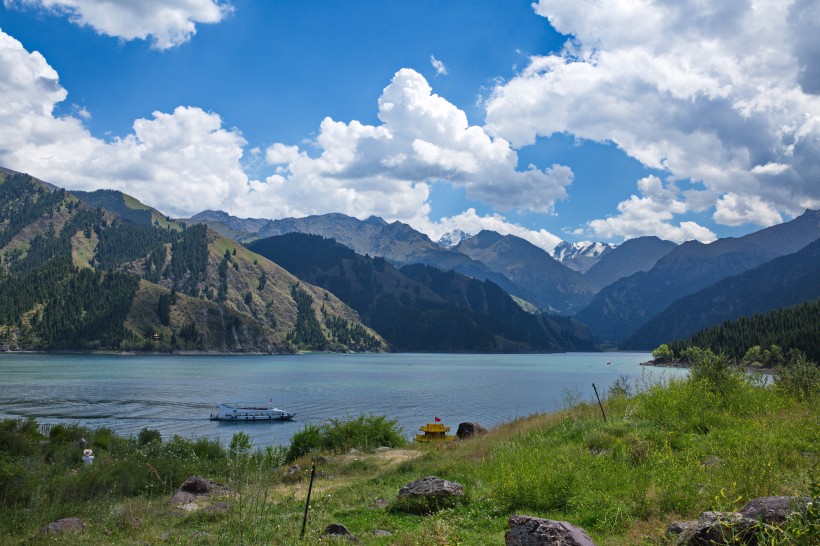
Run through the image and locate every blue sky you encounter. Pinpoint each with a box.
[0,0,818,251]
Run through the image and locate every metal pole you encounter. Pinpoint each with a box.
[300,462,317,538]
[592,383,607,423]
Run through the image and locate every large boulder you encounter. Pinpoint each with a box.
[666,511,770,545]
[738,496,811,524]
[398,476,464,499]
[170,476,228,511]
[39,517,85,535]
[505,515,595,546]
[457,422,487,440]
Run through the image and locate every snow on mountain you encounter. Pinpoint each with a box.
[437,229,474,248]
[551,241,616,273]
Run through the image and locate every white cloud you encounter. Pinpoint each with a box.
[430,54,447,76]
[583,176,717,243]
[4,0,232,49]
[0,29,249,217]
[486,0,820,228]
[421,208,563,253]
[244,68,573,226]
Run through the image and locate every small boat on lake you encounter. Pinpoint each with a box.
[210,402,295,422]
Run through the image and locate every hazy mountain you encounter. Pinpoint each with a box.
[575,209,820,342]
[551,241,615,273]
[190,210,524,298]
[453,231,597,314]
[583,236,677,290]
[247,232,595,352]
[622,238,820,349]
[0,169,383,354]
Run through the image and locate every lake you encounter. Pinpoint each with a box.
[0,352,684,447]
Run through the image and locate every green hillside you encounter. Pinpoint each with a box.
[0,170,383,353]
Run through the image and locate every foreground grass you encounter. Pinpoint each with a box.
[1,361,817,544]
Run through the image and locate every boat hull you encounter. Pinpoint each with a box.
[209,413,294,422]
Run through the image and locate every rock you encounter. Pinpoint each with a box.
[505,515,595,546]
[457,422,487,440]
[738,496,811,524]
[373,498,389,509]
[170,476,228,509]
[285,464,301,476]
[373,529,392,536]
[322,523,358,541]
[666,511,768,545]
[39,517,85,535]
[398,476,464,499]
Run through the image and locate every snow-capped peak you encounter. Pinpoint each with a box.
[437,229,474,248]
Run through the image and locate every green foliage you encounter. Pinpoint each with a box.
[669,300,820,362]
[286,285,327,349]
[285,414,407,462]
[325,315,382,351]
[138,428,161,446]
[775,349,820,401]
[652,343,674,361]
[229,432,253,457]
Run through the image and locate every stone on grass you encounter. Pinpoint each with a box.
[666,511,768,545]
[457,422,487,440]
[505,515,595,546]
[322,523,358,541]
[40,517,85,535]
[738,496,811,524]
[170,476,228,511]
[398,476,464,499]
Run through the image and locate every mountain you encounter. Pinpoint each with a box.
[551,241,615,273]
[247,232,595,352]
[583,236,677,290]
[667,299,820,362]
[437,229,473,248]
[0,169,383,353]
[575,209,820,342]
[190,210,524,299]
[622,238,820,349]
[453,231,597,314]
[71,189,178,229]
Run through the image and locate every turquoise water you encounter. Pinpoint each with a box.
[0,352,683,447]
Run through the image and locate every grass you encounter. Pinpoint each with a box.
[0,351,817,545]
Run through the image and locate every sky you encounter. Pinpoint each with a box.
[0,0,818,252]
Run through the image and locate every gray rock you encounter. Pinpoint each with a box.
[666,511,768,545]
[373,498,389,509]
[738,496,811,524]
[398,476,464,499]
[505,515,595,546]
[322,523,358,541]
[373,529,392,536]
[170,476,228,508]
[457,422,487,440]
[39,517,85,535]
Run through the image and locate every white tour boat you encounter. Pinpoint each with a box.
[210,402,295,422]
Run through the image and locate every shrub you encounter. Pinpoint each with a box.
[285,414,407,462]
[138,428,162,446]
[775,350,820,401]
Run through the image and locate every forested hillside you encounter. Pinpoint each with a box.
[623,238,820,349]
[248,233,595,352]
[667,300,820,361]
[0,169,383,353]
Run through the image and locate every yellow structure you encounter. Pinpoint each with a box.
[414,422,456,443]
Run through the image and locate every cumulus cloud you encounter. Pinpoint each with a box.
[242,68,573,227]
[421,208,563,253]
[430,54,447,76]
[0,29,249,216]
[583,176,717,244]
[486,0,820,233]
[4,0,232,49]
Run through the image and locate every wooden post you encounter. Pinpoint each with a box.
[592,383,607,423]
[300,462,317,538]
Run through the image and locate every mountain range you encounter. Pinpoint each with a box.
[3,165,817,355]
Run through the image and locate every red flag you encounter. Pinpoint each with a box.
[434,416,441,422]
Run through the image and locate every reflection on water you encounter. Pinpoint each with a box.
[0,352,683,447]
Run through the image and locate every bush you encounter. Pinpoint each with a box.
[775,350,820,401]
[285,414,407,462]
[138,428,162,446]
